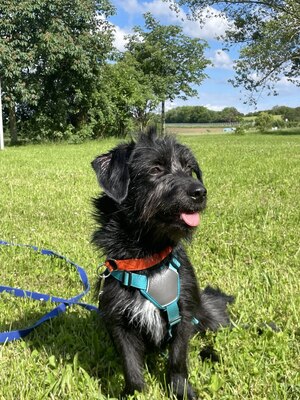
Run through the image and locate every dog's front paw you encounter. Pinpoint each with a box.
[120,381,145,399]
[170,374,198,400]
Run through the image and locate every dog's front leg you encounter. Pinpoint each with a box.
[168,322,196,400]
[110,325,145,396]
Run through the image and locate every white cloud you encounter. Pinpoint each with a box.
[165,100,180,111]
[111,1,230,54]
[144,0,179,20]
[114,0,229,40]
[247,73,300,92]
[210,49,233,70]
[115,0,143,14]
[153,100,178,113]
[248,72,262,83]
[203,104,225,111]
[184,6,230,39]
[113,25,131,52]
[276,76,300,87]
[146,3,229,40]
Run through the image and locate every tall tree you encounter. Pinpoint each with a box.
[126,13,210,133]
[96,54,159,136]
[255,111,275,132]
[219,107,242,123]
[169,0,300,103]
[0,0,114,143]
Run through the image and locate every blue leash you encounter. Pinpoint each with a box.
[0,240,99,344]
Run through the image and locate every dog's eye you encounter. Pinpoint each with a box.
[185,166,198,179]
[149,166,164,176]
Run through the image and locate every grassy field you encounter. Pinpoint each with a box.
[0,133,299,399]
[166,125,226,135]
[165,124,297,136]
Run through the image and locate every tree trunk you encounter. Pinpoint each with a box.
[0,78,4,150]
[9,102,18,145]
[161,100,166,136]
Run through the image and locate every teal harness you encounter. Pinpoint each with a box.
[109,256,182,336]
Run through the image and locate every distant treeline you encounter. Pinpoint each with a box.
[165,105,300,124]
[246,106,300,122]
[166,106,242,124]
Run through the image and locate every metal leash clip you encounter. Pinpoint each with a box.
[97,262,111,295]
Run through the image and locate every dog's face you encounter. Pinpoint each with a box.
[92,132,207,243]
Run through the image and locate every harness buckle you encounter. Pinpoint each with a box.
[122,271,132,287]
[170,256,181,269]
[169,316,182,326]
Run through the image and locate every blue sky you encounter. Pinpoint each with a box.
[108,0,300,114]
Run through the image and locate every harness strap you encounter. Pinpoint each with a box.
[170,256,181,269]
[109,256,182,336]
[166,301,181,327]
[110,270,148,290]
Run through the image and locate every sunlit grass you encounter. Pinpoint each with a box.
[0,133,299,399]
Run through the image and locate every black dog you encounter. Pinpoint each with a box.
[91,129,233,399]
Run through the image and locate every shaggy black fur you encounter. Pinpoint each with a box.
[91,128,233,399]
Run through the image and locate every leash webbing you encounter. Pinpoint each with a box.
[0,240,100,344]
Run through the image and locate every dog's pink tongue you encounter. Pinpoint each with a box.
[180,212,200,227]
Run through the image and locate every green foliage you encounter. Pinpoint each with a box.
[0,7,211,141]
[126,13,210,102]
[171,0,300,103]
[126,13,210,131]
[166,105,243,123]
[102,54,159,135]
[234,122,247,135]
[271,105,300,122]
[0,134,299,398]
[0,0,115,142]
[245,105,300,129]
[166,106,214,123]
[219,107,242,123]
[255,112,275,132]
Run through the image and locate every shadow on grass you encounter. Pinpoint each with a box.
[2,310,124,398]
[262,128,300,135]
[2,308,223,398]
[44,312,125,397]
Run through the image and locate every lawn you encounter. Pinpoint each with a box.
[166,123,232,135]
[0,133,299,400]
[165,123,295,136]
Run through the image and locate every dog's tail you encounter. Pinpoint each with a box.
[195,286,234,332]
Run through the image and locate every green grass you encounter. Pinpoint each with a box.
[243,114,283,122]
[0,134,299,399]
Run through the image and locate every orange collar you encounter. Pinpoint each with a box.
[105,246,173,272]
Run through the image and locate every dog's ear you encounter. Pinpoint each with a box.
[91,142,134,203]
[146,125,157,141]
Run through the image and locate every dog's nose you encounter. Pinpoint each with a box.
[189,186,207,202]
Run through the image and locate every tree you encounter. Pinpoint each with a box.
[0,0,114,143]
[271,105,300,122]
[98,54,159,136]
[165,105,244,123]
[219,107,242,124]
[255,112,274,132]
[169,0,300,103]
[190,106,213,123]
[126,13,210,133]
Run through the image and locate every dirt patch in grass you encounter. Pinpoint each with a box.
[166,126,225,135]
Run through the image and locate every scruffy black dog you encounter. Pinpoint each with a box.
[91,129,233,399]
